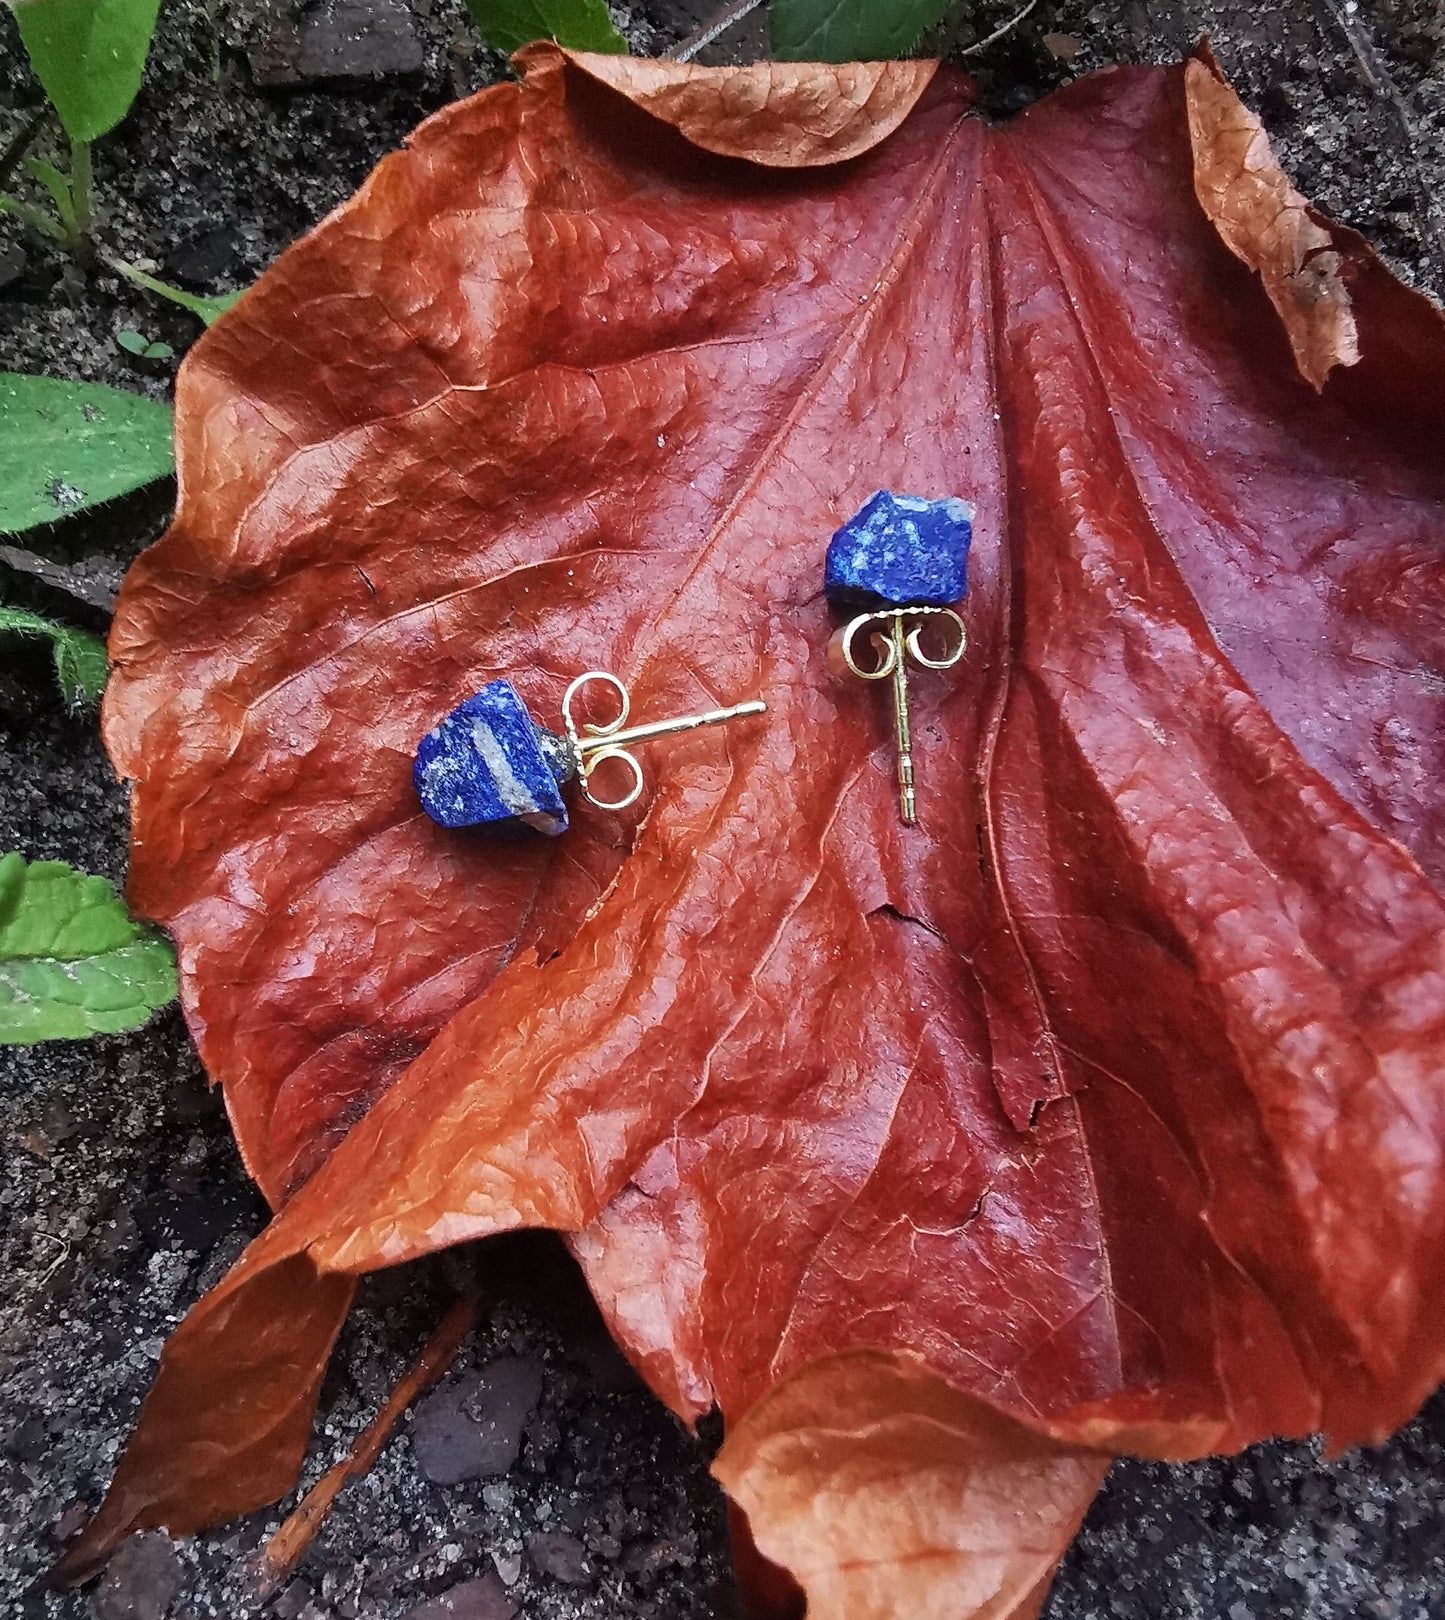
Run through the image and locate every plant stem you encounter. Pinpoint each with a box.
[100,251,244,325]
[957,0,1041,56]
[252,1295,478,1598]
[1313,0,1445,278]
[664,0,766,62]
[67,136,92,257]
[102,253,178,300]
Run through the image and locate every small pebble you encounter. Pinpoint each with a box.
[410,1358,544,1484]
[528,1529,593,1586]
[93,1530,183,1620]
[401,1572,517,1620]
[270,1582,312,1620]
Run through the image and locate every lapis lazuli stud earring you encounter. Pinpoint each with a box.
[824,490,972,826]
[414,671,766,837]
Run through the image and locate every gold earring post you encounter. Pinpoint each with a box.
[561,672,766,812]
[836,606,966,825]
[575,701,768,757]
[886,615,917,825]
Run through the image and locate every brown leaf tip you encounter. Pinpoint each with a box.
[716,1352,1109,1620]
[1185,55,1361,390]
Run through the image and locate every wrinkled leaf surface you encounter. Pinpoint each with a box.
[77,44,1445,1604]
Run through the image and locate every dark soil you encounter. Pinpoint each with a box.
[2,2,1443,1618]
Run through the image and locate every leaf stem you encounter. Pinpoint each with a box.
[1314,0,1445,275]
[102,253,186,302]
[252,1294,478,1597]
[957,0,1040,56]
[664,0,766,62]
[101,251,242,324]
[67,136,92,257]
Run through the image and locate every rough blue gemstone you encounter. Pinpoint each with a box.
[414,681,575,837]
[823,490,974,612]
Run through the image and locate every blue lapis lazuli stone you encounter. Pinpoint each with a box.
[823,490,974,612]
[414,680,574,837]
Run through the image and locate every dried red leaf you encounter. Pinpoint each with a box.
[72,43,1445,1606]
[1185,50,1359,387]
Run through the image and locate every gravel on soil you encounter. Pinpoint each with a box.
[2,2,1443,1617]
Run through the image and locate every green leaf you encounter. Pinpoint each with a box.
[116,329,174,360]
[769,0,952,60]
[12,0,164,143]
[0,190,68,243]
[0,605,108,702]
[20,155,77,233]
[466,0,627,55]
[0,373,174,533]
[0,853,177,1042]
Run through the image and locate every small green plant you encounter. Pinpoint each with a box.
[1,0,246,322]
[0,604,108,703]
[0,372,174,533]
[0,0,163,256]
[0,852,177,1042]
[116,327,174,360]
